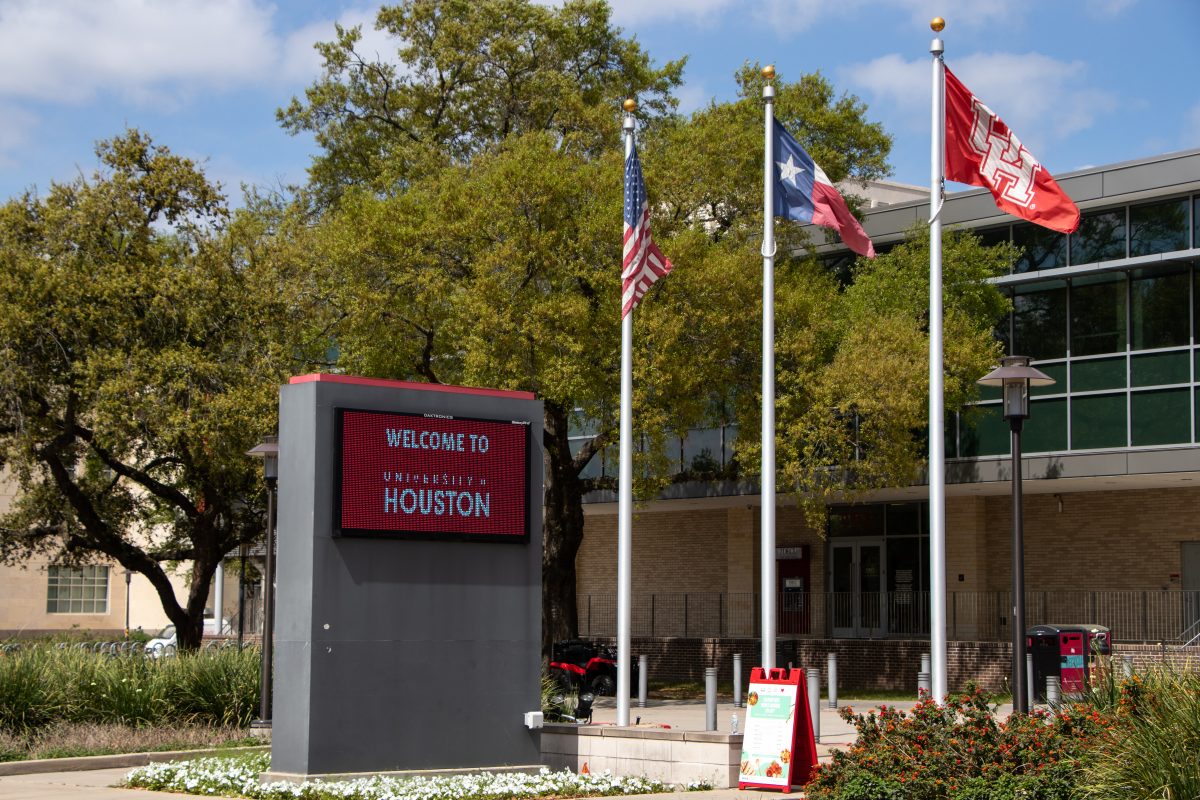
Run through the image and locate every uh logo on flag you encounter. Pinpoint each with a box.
[773,119,875,258]
[944,67,1080,234]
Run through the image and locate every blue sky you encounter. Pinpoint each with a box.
[0,0,1196,203]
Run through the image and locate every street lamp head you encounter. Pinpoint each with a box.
[978,355,1055,420]
[246,435,279,482]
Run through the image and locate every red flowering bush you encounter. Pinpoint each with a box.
[805,685,1114,800]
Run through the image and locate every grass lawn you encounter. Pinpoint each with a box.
[0,722,262,762]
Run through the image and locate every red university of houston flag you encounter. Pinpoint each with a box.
[944,67,1080,234]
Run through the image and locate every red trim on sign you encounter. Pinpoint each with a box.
[289,373,536,400]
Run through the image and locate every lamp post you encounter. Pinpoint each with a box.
[237,542,247,650]
[247,435,279,727]
[978,355,1054,714]
[123,569,133,636]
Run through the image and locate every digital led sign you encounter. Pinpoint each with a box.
[335,408,530,541]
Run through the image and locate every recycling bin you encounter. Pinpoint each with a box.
[1027,624,1111,701]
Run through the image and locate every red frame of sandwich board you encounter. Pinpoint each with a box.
[737,667,819,792]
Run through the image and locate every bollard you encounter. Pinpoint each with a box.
[920,652,931,676]
[827,652,838,709]
[917,670,931,699]
[1122,654,1133,679]
[1046,675,1061,708]
[1026,653,1034,710]
[807,668,821,743]
[705,667,718,731]
[733,653,743,708]
[638,654,648,708]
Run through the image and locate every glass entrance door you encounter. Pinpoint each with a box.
[830,539,886,637]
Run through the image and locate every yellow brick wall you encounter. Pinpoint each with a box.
[981,488,1199,591]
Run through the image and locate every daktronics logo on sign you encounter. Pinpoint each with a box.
[336,409,530,541]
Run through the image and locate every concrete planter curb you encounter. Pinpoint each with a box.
[0,744,270,777]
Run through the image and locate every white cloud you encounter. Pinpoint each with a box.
[675,81,714,115]
[280,6,396,84]
[591,0,735,27]
[0,1,395,106]
[842,51,1119,155]
[0,0,278,104]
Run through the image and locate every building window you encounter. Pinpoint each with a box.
[1013,282,1067,359]
[46,565,110,614]
[1013,223,1066,273]
[1071,209,1127,265]
[1129,198,1189,256]
[1071,274,1127,356]
[1131,265,1189,350]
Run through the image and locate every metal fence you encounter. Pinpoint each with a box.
[576,590,1200,644]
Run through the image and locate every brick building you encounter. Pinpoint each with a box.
[573,149,1200,689]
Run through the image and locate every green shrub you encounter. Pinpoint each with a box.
[0,648,66,730]
[160,648,261,727]
[1080,665,1200,800]
[0,645,259,732]
[805,686,1112,800]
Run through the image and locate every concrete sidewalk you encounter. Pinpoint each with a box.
[0,696,1006,799]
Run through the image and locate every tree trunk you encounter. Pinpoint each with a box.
[541,402,586,658]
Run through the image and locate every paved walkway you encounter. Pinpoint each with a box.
[0,696,1016,799]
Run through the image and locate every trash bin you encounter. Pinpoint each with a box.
[1027,624,1111,701]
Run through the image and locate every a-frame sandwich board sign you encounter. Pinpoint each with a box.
[737,667,819,792]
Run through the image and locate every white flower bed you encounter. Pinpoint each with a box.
[125,753,706,799]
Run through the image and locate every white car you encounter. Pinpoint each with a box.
[145,617,229,656]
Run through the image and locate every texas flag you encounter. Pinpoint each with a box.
[773,119,875,258]
[944,67,1080,234]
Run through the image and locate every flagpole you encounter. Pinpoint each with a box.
[616,101,636,727]
[760,66,777,670]
[928,18,948,704]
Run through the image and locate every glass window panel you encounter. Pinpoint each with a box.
[1071,209,1126,264]
[1024,398,1067,453]
[1071,393,1127,450]
[1013,282,1067,360]
[995,288,1012,357]
[960,404,1009,457]
[1194,197,1199,249]
[1129,198,1188,256]
[1071,275,1127,356]
[1131,389,1190,446]
[683,427,724,475]
[886,503,920,536]
[828,505,884,538]
[1131,266,1189,349]
[1031,362,1066,397]
[1131,351,1189,387]
[1013,223,1067,273]
[822,252,857,286]
[722,424,738,467]
[1071,356,1126,392]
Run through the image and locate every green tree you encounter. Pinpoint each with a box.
[277,1,1003,655]
[0,131,310,650]
[278,0,683,206]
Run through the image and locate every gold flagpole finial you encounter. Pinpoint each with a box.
[930,17,945,32]
[762,64,776,81]
[622,98,637,113]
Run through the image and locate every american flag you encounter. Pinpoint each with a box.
[622,144,672,318]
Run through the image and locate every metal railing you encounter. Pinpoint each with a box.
[576,590,1200,643]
